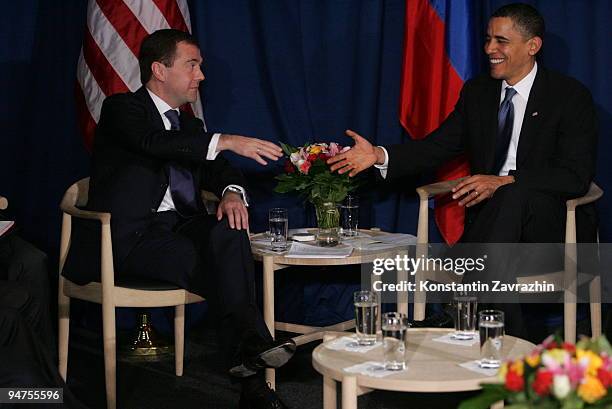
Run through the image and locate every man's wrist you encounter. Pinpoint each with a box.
[222,185,249,206]
[217,134,235,152]
[502,175,515,185]
[374,146,386,165]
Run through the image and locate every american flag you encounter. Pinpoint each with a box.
[76,0,203,150]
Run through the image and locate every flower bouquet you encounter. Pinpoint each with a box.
[274,142,358,246]
[459,336,612,409]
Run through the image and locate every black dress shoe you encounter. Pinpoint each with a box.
[230,338,297,378]
[239,382,288,409]
[409,311,454,328]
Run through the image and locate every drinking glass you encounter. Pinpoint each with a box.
[479,310,505,368]
[269,208,288,252]
[452,293,477,340]
[353,290,378,345]
[340,195,359,237]
[382,312,408,370]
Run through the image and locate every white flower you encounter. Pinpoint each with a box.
[290,151,301,165]
[553,374,571,399]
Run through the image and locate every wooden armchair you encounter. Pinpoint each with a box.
[413,179,603,343]
[57,178,204,409]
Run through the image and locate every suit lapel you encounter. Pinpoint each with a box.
[516,68,546,167]
[135,86,166,131]
[483,78,502,173]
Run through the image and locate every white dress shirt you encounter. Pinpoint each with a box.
[146,89,247,211]
[375,62,538,179]
[498,62,537,176]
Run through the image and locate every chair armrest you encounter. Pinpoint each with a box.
[416,177,467,200]
[201,190,220,203]
[566,182,603,211]
[60,203,111,224]
[0,196,7,210]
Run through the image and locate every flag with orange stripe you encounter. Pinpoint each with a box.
[76,0,203,151]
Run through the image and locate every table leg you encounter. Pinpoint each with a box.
[397,249,408,317]
[263,256,276,388]
[341,376,357,409]
[323,376,336,409]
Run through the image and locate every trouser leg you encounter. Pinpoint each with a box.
[0,306,88,409]
[459,183,565,338]
[121,213,273,370]
[177,215,273,369]
[0,236,53,357]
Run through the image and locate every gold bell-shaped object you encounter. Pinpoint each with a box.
[120,311,173,361]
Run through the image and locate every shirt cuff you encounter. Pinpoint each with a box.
[206,133,222,160]
[373,146,389,179]
[222,184,249,207]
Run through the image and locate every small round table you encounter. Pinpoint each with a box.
[251,229,410,387]
[312,329,535,409]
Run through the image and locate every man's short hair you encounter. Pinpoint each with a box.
[491,3,545,39]
[139,29,199,85]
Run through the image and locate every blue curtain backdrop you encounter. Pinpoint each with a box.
[0,1,610,323]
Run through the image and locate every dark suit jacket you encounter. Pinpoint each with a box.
[386,67,598,240]
[63,86,246,284]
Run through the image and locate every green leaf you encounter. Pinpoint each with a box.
[559,395,583,409]
[279,141,297,156]
[458,389,507,409]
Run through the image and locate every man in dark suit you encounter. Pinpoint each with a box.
[63,29,293,408]
[328,4,598,334]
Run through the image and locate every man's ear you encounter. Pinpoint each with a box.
[528,36,543,56]
[151,61,166,82]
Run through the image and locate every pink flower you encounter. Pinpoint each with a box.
[566,360,587,388]
[328,142,340,157]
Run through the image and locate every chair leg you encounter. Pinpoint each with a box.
[590,276,602,338]
[102,301,117,409]
[58,278,70,380]
[175,304,185,376]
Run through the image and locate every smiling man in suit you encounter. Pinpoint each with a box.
[329,2,597,245]
[64,29,293,408]
[327,3,598,334]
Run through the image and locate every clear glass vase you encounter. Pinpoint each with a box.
[314,201,340,247]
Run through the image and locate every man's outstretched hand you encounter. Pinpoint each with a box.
[327,130,385,177]
[218,134,283,165]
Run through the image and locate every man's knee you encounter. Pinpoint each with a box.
[0,282,32,312]
[7,236,48,282]
[491,182,528,203]
[210,218,249,243]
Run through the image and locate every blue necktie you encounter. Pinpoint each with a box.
[493,87,517,175]
[164,110,198,217]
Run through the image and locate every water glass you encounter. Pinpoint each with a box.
[269,208,288,252]
[479,310,505,368]
[340,195,359,237]
[452,293,477,340]
[353,291,378,346]
[382,312,408,370]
